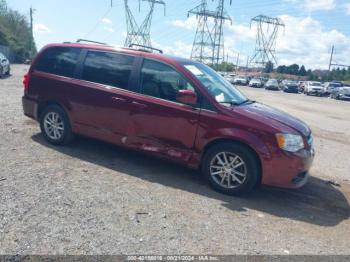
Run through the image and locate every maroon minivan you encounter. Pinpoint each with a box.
[22,42,315,195]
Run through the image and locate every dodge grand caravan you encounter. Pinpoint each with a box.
[22,41,315,195]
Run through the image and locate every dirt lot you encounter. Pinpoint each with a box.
[0,65,349,255]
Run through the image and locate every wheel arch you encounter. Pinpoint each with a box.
[37,100,69,121]
[200,138,264,185]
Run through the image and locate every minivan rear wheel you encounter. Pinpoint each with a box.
[40,105,74,145]
[202,143,259,195]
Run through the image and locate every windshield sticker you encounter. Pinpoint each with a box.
[184,65,204,76]
[215,93,225,103]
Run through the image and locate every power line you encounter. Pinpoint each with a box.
[84,1,115,38]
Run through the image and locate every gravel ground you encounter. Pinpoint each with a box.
[0,65,349,255]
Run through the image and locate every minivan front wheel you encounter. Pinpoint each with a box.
[40,105,74,145]
[202,143,259,195]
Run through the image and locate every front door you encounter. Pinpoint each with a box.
[126,58,200,162]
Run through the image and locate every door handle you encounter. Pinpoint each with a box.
[112,96,127,103]
[131,101,148,109]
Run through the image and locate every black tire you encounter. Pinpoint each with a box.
[0,66,3,78]
[39,105,74,145]
[5,66,10,75]
[201,143,260,195]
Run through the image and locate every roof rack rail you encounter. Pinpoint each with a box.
[76,39,108,45]
[128,44,163,54]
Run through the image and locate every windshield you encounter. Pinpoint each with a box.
[285,81,297,85]
[182,63,247,105]
[311,82,321,86]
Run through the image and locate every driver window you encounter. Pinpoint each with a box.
[140,59,195,102]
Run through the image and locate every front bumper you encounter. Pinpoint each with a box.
[308,89,323,95]
[339,93,350,100]
[261,147,315,189]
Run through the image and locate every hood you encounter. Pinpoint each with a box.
[340,87,350,94]
[233,102,311,137]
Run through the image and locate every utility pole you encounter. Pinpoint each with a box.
[29,7,35,59]
[124,0,166,49]
[235,52,240,73]
[328,45,334,71]
[189,0,232,70]
[327,45,349,70]
[250,15,285,68]
[246,55,249,69]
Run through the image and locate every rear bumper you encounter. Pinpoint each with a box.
[261,147,315,189]
[22,96,38,120]
[266,86,279,90]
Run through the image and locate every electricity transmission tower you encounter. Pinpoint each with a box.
[249,15,285,68]
[188,0,232,69]
[124,0,166,48]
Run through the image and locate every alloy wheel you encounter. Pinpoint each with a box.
[43,112,65,140]
[209,152,247,189]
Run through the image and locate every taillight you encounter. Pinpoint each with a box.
[23,73,30,91]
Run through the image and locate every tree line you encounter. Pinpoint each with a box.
[0,0,36,62]
[271,62,350,82]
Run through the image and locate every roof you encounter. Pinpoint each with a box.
[42,42,195,65]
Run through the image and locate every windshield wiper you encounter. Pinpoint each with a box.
[237,99,256,105]
[219,101,241,106]
[219,99,256,106]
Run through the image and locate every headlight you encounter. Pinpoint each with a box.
[276,133,304,152]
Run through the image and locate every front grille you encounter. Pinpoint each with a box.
[292,172,308,184]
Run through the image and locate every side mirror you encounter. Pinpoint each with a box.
[176,89,197,106]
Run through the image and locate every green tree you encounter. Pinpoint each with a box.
[0,0,36,61]
[264,61,274,73]
[276,65,287,74]
[299,65,306,76]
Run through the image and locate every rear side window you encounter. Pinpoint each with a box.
[82,51,134,90]
[35,47,81,78]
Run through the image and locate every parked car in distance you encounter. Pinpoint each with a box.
[24,59,32,65]
[248,78,263,88]
[265,79,280,90]
[233,76,248,86]
[0,52,10,78]
[22,41,314,195]
[281,80,299,93]
[331,80,343,87]
[224,74,235,84]
[323,82,342,96]
[330,85,350,100]
[304,81,323,96]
